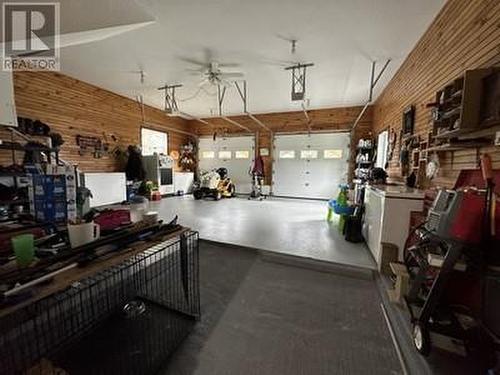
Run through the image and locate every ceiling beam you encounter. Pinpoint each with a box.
[246,112,272,133]
[221,116,253,132]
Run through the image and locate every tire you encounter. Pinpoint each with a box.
[193,190,203,200]
[214,191,222,201]
[413,323,431,356]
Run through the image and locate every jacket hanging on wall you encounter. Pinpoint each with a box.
[125,145,145,181]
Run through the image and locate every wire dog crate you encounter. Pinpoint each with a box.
[0,230,200,375]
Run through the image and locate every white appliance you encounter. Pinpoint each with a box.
[81,172,127,207]
[362,185,425,269]
[143,154,174,195]
[174,172,194,194]
[198,136,254,194]
[0,71,18,127]
[273,132,350,199]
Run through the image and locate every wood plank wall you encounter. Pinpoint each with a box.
[373,0,500,188]
[0,72,191,172]
[188,106,373,185]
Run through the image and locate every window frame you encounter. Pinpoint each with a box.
[140,127,169,156]
[279,150,296,159]
[235,150,250,159]
[218,150,232,160]
[201,150,215,159]
[323,149,343,159]
[300,150,319,159]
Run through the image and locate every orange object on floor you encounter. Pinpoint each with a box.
[150,191,162,201]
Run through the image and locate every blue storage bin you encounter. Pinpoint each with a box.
[328,199,355,216]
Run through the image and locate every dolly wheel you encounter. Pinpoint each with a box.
[413,323,431,356]
[193,190,203,200]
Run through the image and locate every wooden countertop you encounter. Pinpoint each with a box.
[0,226,189,319]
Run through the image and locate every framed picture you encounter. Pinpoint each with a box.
[402,106,415,136]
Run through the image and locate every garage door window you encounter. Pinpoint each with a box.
[219,151,232,159]
[235,150,250,159]
[279,150,295,159]
[300,150,318,159]
[201,151,215,159]
[324,149,343,159]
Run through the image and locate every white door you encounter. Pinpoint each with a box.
[198,136,254,194]
[273,133,350,199]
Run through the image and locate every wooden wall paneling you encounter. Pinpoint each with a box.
[0,72,192,172]
[373,0,500,187]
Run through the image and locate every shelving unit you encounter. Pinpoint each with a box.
[430,69,498,139]
[0,141,60,164]
[353,143,374,205]
[427,140,492,153]
[425,68,500,172]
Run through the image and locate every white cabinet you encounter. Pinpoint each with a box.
[363,186,424,269]
[81,173,127,207]
[0,71,18,127]
[174,172,194,194]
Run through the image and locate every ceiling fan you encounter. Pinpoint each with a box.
[180,49,244,87]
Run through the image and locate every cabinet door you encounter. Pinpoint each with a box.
[363,189,383,264]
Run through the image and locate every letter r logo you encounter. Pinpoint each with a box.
[3,3,57,57]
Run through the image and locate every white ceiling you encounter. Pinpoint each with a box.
[25,0,446,116]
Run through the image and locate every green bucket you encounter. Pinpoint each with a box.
[11,233,35,267]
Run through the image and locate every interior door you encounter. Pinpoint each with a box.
[273,133,350,199]
[198,136,254,194]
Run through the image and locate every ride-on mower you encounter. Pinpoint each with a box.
[193,168,236,200]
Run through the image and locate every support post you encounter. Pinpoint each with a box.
[234,81,247,113]
[158,84,183,114]
[218,85,227,116]
[246,112,272,132]
[301,102,312,134]
[352,59,391,131]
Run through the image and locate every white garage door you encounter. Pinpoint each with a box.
[198,136,255,194]
[273,133,350,199]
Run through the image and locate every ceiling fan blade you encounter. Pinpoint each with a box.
[219,72,244,78]
[218,63,241,68]
[178,56,208,67]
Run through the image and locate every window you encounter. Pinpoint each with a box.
[376,130,389,168]
[324,149,343,159]
[235,150,250,159]
[279,150,295,159]
[300,150,318,159]
[201,151,215,159]
[141,128,168,156]
[218,151,232,159]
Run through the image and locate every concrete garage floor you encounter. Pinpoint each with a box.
[161,242,401,375]
[149,196,376,270]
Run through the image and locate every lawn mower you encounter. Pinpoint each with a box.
[193,168,236,200]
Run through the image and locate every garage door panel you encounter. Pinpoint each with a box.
[273,133,350,199]
[198,136,254,194]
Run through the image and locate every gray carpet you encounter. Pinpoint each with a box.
[161,242,402,375]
